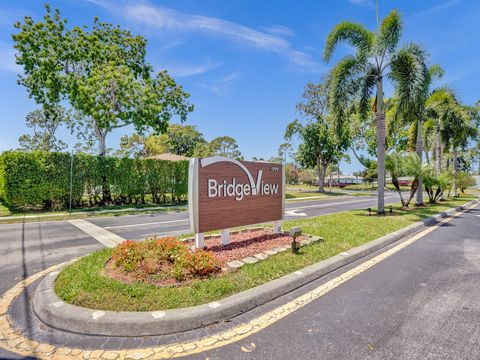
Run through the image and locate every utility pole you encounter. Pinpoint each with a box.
[69,149,74,214]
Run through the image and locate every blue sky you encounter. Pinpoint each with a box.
[0,0,479,174]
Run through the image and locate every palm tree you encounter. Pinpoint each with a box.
[385,151,406,206]
[324,10,428,214]
[427,90,476,196]
[393,65,444,206]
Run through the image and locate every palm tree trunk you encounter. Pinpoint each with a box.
[415,119,424,206]
[435,125,442,175]
[375,79,386,214]
[453,148,458,197]
[392,176,406,207]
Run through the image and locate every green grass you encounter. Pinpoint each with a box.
[54,194,477,312]
[342,184,411,191]
[285,189,349,199]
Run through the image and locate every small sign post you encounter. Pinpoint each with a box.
[188,156,285,248]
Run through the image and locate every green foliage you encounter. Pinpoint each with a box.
[0,151,188,210]
[456,171,476,192]
[209,136,242,159]
[166,124,205,157]
[18,107,70,151]
[13,5,193,155]
[297,168,317,185]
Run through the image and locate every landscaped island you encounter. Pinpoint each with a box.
[54,194,477,312]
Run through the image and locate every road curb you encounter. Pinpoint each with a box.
[32,198,479,337]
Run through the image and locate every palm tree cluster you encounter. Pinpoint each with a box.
[323,10,478,212]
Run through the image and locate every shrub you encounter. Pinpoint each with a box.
[0,150,189,210]
[457,171,476,192]
[111,237,221,282]
[154,237,188,262]
[112,240,144,272]
[186,250,221,277]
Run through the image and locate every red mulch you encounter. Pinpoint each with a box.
[104,229,300,287]
[185,229,302,264]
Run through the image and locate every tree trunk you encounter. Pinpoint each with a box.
[94,124,111,204]
[392,176,406,207]
[405,178,418,207]
[435,125,442,175]
[375,78,386,214]
[415,119,424,206]
[317,157,327,192]
[453,148,458,197]
[329,168,332,192]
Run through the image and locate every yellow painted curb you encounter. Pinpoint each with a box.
[0,204,475,359]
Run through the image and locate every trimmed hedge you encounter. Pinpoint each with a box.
[0,151,188,211]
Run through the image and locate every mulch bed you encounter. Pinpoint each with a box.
[185,229,304,264]
[103,229,302,287]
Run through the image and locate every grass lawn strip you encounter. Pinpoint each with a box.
[54,194,477,312]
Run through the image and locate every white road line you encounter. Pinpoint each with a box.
[104,218,189,230]
[285,209,308,217]
[68,219,125,247]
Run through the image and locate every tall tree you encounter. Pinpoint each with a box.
[427,90,476,196]
[117,133,169,158]
[324,10,428,213]
[18,107,69,151]
[278,143,292,165]
[209,136,242,159]
[393,65,444,206]
[285,120,349,192]
[13,5,193,156]
[166,124,205,157]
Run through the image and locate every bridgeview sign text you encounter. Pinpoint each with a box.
[188,156,285,235]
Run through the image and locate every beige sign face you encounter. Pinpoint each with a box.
[188,157,285,233]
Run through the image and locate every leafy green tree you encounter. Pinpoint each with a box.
[166,124,205,157]
[13,5,193,156]
[117,133,170,158]
[285,120,349,192]
[278,143,292,165]
[18,107,69,151]
[209,136,242,159]
[287,77,350,192]
[324,10,428,213]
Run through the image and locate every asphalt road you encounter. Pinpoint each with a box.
[190,205,480,360]
[0,192,438,360]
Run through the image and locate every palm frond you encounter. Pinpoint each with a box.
[323,22,373,62]
[376,10,402,56]
[389,43,429,122]
[328,55,368,126]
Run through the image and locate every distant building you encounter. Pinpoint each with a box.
[328,175,364,187]
[148,153,190,161]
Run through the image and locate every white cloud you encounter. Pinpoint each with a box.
[0,42,20,73]
[196,72,240,95]
[408,0,460,20]
[261,25,295,37]
[93,1,323,71]
[348,0,375,9]
[164,59,222,77]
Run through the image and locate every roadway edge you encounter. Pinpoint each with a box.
[32,198,479,337]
